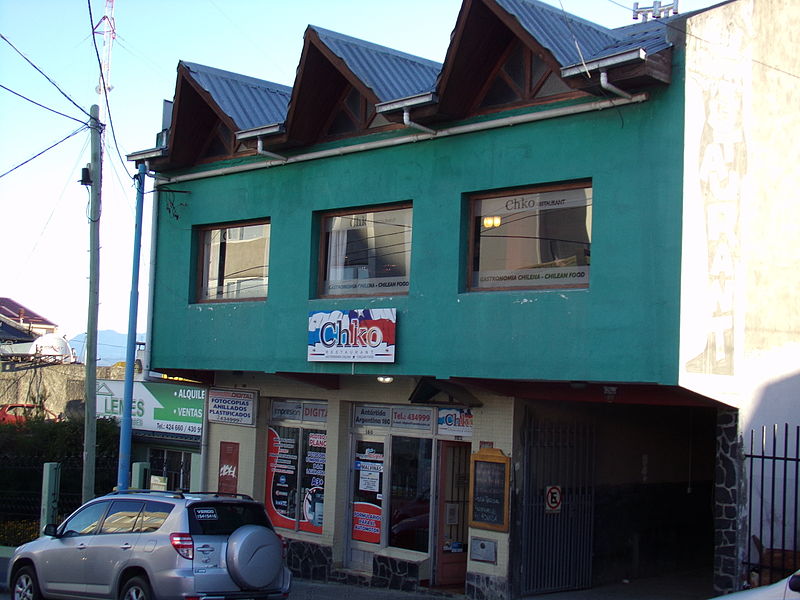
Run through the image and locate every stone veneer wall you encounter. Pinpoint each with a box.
[714,408,744,594]
[285,540,425,593]
[466,573,510,600]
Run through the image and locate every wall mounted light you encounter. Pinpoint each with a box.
[483,215,502,228]
[377,376,394,384]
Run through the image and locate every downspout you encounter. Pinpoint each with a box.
[403,107,435,135]
[600,70,633,100]
[257,136,287,161]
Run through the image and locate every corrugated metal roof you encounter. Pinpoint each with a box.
[496,0,621,67]
[495,0,675,69]
[0,297,55,328]
[311,26,442,101]
[181,61,292,130]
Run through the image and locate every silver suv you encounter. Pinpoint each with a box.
[7,490,291,600]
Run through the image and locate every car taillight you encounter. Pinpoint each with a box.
[169,533,194,559]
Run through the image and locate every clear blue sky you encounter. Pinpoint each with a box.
[0,0,719,341]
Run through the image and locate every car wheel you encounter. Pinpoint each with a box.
[226,525,282,589]
[12,566,42,600]
[120,576,152,600]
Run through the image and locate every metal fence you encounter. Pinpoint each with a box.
[745,424,800,586]
[0,454,118,547]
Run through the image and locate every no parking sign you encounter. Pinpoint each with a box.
[545,485,562,513]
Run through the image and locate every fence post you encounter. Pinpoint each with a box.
[40,463,61,532]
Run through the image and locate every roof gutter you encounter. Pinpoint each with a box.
[560,48,646,78]
[158,92,648,184]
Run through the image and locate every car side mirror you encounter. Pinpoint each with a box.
[788,574,800,592]
[43,524,59,537]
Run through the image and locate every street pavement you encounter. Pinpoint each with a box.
[0,557,717,600]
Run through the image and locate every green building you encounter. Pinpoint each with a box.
[130,0,800,597]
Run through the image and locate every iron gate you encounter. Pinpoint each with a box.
[745,423,799,586]
[518,418,595,595]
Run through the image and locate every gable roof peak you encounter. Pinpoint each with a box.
[307,25,442,101]
[179,60,292,130]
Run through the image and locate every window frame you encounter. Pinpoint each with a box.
[317,202,413,298]
[466,180,592,292]
[194,218,271,304]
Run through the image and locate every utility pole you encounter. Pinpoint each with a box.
[83,104,103,503]
[118,162,146,491]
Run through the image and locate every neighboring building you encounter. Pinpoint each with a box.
[0,297,58,338]
[129,0,799,597]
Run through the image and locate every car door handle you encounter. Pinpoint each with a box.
[76,543,87,550]
[120,543,132,550]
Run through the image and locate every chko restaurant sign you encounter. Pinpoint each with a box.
[308,309,396,363]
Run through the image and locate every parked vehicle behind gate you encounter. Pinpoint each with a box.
[7,490,291,600]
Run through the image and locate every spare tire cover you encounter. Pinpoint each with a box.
[226,525,282,589]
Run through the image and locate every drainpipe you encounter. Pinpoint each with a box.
[257,136,287,161]
[403,107,435,135]
[600,70,633,100]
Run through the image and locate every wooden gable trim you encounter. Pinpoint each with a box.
[177,63,239,135]
[281,28,382,148]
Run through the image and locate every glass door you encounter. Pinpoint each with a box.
[435,441,471,587]
[348,437,385,570]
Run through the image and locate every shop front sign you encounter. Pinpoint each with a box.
[437,407,474,436]
[208,388,256,426]
[308,308,396,362]
[96,380,205,437]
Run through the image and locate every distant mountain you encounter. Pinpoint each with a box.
[70,330,146,366]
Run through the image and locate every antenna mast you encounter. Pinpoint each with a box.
[92,0,116,120]
[632,1,679,21]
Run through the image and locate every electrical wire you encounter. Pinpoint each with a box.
[0,32,92,120]
[86,0,134,180]
[0,125,89,180]
[0,83,87,125]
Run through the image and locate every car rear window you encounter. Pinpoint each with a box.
[188,502,271,535]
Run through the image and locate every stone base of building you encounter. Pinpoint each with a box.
[466,572,510,600]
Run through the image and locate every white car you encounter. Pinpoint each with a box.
[710,570,800,599]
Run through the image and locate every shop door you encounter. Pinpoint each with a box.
[348,437,385,571]
[435,441,470,587]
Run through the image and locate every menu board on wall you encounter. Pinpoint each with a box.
[469,448,510,532]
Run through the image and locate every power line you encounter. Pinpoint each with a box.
[0,32,92,120]
[0,125,89,180]
[87,0,133,180]
[0,83,87,125]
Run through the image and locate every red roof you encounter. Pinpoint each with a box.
[0,297,57,328]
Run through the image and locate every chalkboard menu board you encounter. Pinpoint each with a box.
[469,448,510,532]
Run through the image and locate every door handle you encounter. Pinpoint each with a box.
[76,543,87,550]
[120,543,132,550]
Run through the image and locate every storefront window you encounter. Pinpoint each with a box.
[352,440,385,544]
[265,401,328,534]
[321,205,412,297]
[469,182,592,290]
[389,436,432,552]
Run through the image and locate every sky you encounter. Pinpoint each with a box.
[0,0,721,343]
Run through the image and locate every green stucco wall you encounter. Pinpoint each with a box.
[151,84,685,384]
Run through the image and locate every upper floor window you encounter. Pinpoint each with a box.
[320,205,412,297]
[198,220,270,302]
[469,182,591,291]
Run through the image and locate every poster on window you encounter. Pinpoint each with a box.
[218,441,239,494]
[351,440,384,544]
[300,430,326,533]
[208,388,256,426]
[265,427,299,529]
[308,309,396,363]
